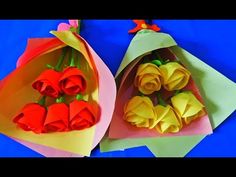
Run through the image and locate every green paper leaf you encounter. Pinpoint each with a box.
[46,64,54,69]
[76,94,83,101]
[151,59,162,66]
[70,27,76,33]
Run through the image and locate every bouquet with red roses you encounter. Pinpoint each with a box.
[0,20,116,157]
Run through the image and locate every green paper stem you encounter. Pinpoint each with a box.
[69,48,75,67]
[157,92,167,107]
[76,52,80,69]
[54,47,67,71]
[153,51,162,60]
[38,96,46,106]
[76,94,83,101]
[46,64,54,69]
[56,95,65,103]
[67,47,72,66]
[153,51,170,65]
[137,91,144,97]
[77,20,81,34]
[142,55,150,63]
[157,58,165,65]
[68,47,80,69]
[174,90,181,96]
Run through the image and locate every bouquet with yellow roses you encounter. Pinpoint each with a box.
[100,20,236,157]
[107,20,212,139]
[124,52,207,134]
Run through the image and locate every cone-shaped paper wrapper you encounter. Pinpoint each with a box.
[8,32,116,157]
[0,31,99,156]
[108,46,212,138]
[100,29,236,157]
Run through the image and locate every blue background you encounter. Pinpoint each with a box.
[0,20,235,157]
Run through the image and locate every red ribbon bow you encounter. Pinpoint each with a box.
[128,20,161,34]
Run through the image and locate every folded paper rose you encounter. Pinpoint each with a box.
[151,104,182,133]
[59,67,87,95]
[32,69,62,98]
[171,91,206,125]
[134,63,162,95]
[100,20,236,157]
[69,100,99,130]
[43,103,69,132]
[0,26,116,157]
[124,96,156,128]
[159,62,191,91]
[13,103,46,134]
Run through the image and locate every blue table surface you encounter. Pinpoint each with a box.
[0,20,235,157]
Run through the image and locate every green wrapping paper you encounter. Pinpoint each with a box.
[115,30,177,78]
[100,28,236,157]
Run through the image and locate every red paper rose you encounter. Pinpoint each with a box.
[69,100,99,130]
[32,69,62,98]
[43,103,69,132]
[13,103,46,134]
[59,67,86,95]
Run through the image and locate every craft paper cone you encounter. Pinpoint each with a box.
[11,36,116,157]
[100,29,236,157]
[0,30,116,157]
[108,29,212,139]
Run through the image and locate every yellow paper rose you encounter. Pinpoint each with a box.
[124,96,156,128]
[171,91,206,124]
[159,62,191,91]
[149,105,182,133]
[134,63,162,95]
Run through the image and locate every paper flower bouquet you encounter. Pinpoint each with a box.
[108,20,212,139]
[0,20,116,157]
[0,20,236,157]
[100,20,236,157]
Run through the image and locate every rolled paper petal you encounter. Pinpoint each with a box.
[13,103,46,134]
[32,69,62,98]
[43,103,69,132]
[57,20,78,32]
[59,67,87,95]
[150,24,161,32]
[129,20,161,33]
[134,63,162,95]
[128,20,148,33]
[159,62,191,91]
[69,20,79,28]
[124,96,156,128]
[128,27,143,34]
[150,105,182,134]
[57,23,71,31]
[69,100,99,130]
[171,91,206,124]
